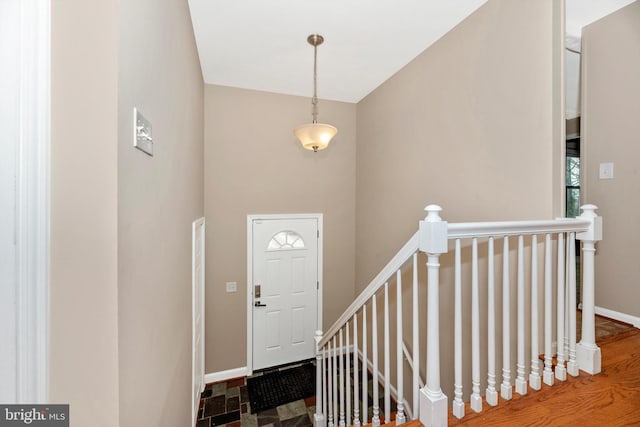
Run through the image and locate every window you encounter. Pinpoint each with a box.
[566,137,580,218]
[267,231,305,250]
[566,136,581,305]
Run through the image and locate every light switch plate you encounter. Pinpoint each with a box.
[133,108,153,156]
[599,162,614,180]
[226,282,237,293]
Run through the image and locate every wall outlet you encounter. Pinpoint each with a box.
[225,281,237,293]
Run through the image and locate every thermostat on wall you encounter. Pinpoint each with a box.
[133,107,153,156]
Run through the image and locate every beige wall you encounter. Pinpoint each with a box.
[50,0,568,419]
[582,1,640,318]
[50,1,120,425]
[117,0,204,426]
[203,85,356,373]
[356,0,556,288]
[51,0,203,426]
[354,0,558,404]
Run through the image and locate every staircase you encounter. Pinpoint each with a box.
[312,203,603,427]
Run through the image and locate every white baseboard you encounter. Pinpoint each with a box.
[594,306,640,328]
[204,366,248,384]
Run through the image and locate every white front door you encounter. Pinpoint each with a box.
[250,216,321,371]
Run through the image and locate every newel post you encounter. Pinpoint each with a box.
[418,205,449,427]
[576,204,603,375]
[314,330,326,427]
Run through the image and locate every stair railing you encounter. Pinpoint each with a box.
[314,203,602,427]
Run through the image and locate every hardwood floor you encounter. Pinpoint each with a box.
[447,327,640,426]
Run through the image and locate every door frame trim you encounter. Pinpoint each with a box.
[192,217,205,426]
[246,213,323,375]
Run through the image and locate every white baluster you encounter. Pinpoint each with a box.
[346,322,351,427]
[567,232,578,376]
[396,270,406,424]
[556,233,567,381]
[372,294,380,427]
[384,283,390,424]
[471,238,482,412]
[418,205,448,427]
[339,329,345,427]
[412,253,419,420]
[362,305,368,426]
[564,238,570,367]
[576,204,602,374]
[353,313,361,427]
[328,340,334,427]
[543,234,554,386]
[516,235,527,395]
[453,239,464,418]
[333,336,338,425]
[486,236,498,406]
[315,331,326,427]
[501,235,512,400]
[323,346,327,425]
[529,235,542,390]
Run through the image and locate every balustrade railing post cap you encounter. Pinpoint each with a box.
[315,330,323,341]
[577,204,603,242]
[580,204,599,217]
[424,204,443,222]
[420,205,448,254]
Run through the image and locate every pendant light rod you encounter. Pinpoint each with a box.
[308,34,324,124]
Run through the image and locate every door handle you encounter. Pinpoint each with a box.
[254,301,267,307]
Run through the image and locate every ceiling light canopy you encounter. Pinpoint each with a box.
[294,34,338,152]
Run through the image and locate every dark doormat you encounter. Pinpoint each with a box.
[247,363,315,414]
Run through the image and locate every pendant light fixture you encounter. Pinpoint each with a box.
[294,34,338,152]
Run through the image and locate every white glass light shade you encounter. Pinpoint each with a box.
[293,123,338,152]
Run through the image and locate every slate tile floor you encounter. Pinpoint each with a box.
[197,360,397,427]
[197,376,316,427]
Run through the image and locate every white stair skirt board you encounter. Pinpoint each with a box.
[357,349,414,420]
[204,367,249,385]
[319,344,354,358]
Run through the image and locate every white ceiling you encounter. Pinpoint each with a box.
[566,0,636,40]
[188,0,636,105]
[188,0,487,103]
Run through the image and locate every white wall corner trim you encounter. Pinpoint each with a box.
[192,218,206,425]
[15,0,50,404]
[594,306,640,329]
[204,367,249,385]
